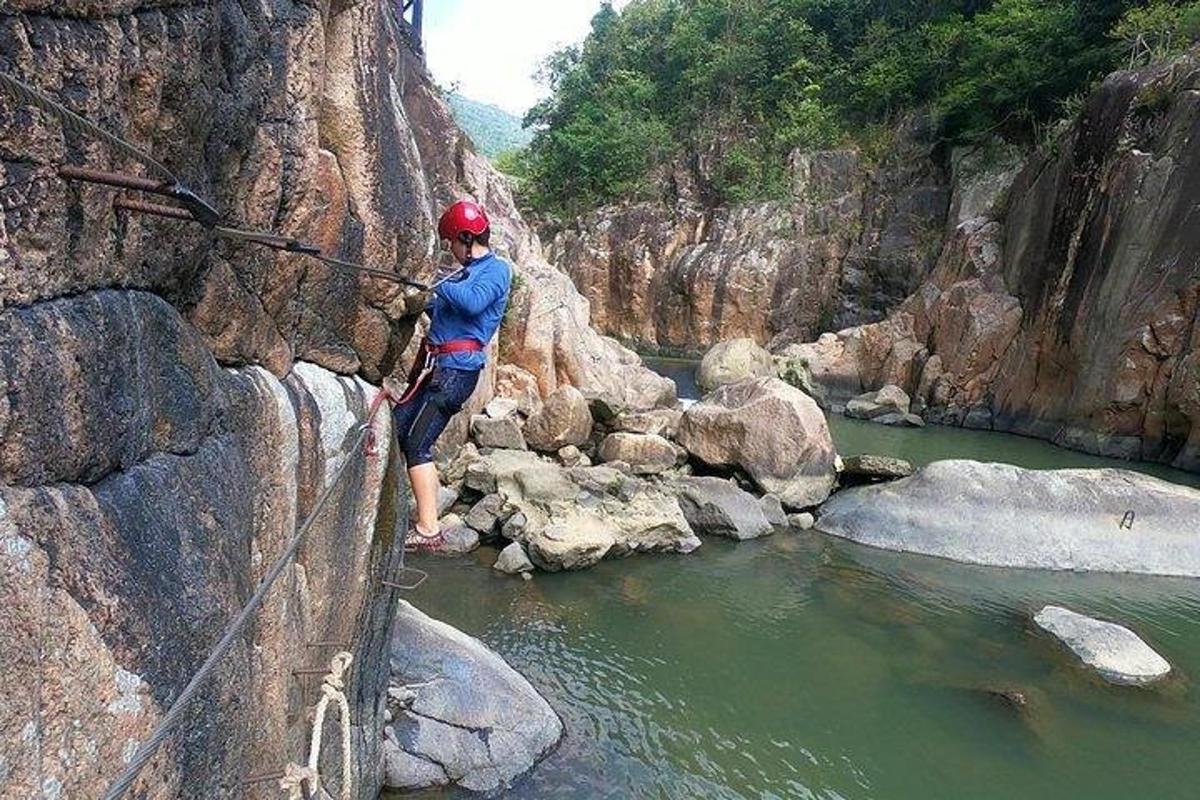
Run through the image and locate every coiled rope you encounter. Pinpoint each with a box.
[280,652,355,800]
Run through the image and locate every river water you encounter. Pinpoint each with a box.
[402,358,1200,798]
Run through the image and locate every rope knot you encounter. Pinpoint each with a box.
[279,763,318,799]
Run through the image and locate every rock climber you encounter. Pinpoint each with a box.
[394,199,512,551]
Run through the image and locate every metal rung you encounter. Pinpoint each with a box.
[383,568,428,591]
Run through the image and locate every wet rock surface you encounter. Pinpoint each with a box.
[1033,606,1171,686]
[385,601,562,793]
[818,460,1200,576]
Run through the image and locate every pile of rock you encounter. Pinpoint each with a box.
[433,359,864,572]
[844,384,924,427]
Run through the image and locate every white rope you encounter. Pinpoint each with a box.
[280,652,355,800]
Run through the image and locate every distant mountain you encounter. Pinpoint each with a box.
[448,93,533,159]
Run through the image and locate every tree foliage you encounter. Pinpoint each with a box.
[519,0,1198,214]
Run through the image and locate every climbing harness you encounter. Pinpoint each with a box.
[393,336,485,406]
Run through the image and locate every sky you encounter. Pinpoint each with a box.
[422,0,632,117]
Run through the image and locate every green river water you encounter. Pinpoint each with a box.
[403,359,1200,799]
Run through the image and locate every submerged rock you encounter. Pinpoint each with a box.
[697,338,775,393]
[676,377,838,509]
[818,460,1200,576]
[1033,605,1171,686]
[386,602,562,793]
[494,542,535,575]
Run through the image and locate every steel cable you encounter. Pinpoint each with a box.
[0,71,177,182]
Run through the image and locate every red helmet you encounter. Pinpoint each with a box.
[437,200,489,242]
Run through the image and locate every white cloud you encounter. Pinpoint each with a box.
[423,0,631,116]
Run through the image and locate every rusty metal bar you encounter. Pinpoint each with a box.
[113,196,195,221]
[59,165,173,195]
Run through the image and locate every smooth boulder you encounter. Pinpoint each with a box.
[1033,605,1171,686]
[385,602,562,793]
[697,338,775,393]
[818,460,1200,576]
[676,377,838,509]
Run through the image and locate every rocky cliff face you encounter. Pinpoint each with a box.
[547,123,950,354]
[785,55,1200,470]
[0,0,667,796]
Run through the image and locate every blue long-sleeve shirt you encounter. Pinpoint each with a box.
[429,251,513,370]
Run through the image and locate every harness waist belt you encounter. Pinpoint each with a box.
[428,338,483,355]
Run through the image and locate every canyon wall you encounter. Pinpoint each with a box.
[784,55,1200,470]
[547,122,951,354]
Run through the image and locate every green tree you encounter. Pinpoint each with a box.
[1114,1,1200,67]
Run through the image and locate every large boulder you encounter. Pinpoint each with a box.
[818,460,1200,576]
[1033,606,1171,686]
[676,378,838,509]
[672,477,781,540]
[524,386,593,452]
[697,338,775,393]
[385,602,562,793]
[597,432,678,475]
